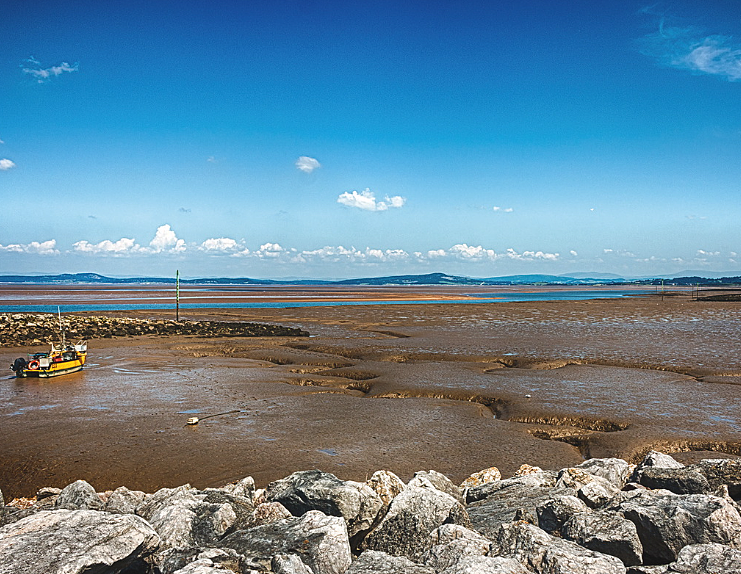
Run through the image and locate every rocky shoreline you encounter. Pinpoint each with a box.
[2,452,741,573]
[0,314,309,348]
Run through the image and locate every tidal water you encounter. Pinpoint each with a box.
[0,289,651,313]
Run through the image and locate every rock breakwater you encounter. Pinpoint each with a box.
[0,314,309,348]
[2,452,741,573]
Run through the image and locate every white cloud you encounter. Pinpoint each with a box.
[200,237,239,252]
[22,57,79,83]
[337,188,406,211]
[450,244,498,260]
[295,156,321,173]
[570,250,578,257]
[149,224,186,253]
[492,206,514,213]
[0,240,59,255]
[640,17,741,81]
[0,138,5,144]
[207,156,216,163]
[0,159,16,170]
[73,238,140,254]
[505,248,560,261]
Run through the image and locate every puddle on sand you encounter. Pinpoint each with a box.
[318,448,339,456]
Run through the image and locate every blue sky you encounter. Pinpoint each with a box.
[1,0,740,278]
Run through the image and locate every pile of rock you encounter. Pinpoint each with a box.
[2,452,741,573]
[0,314,309,347]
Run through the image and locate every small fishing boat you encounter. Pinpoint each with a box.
[9,308,88,378]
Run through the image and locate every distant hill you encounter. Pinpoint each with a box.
[0,271,739,286]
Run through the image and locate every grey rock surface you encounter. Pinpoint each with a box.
[366,470,405,512]
[466,470,558,504]
[562,511,643,566]
[362,480,471,560]
[105,486,148,514]
[439,555,530,574]
[690,459,741,500]
[492,521,626,574]
[219,510,351,574]
[266,470,382,538]
[638,452,684,470]
[272,553,316,574]
[613,491,741,564]
[0,509,160,574]
[638,467,711,495]
[55,479,104,511]
[536,494,590,533]
[577,458,633,489]
[409,470,465,504]
[667,542,741,573]
[346,550,435,574]
[421,524,492,571]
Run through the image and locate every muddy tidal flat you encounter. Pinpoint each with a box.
[1,285,740,499]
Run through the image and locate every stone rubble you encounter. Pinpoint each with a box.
[0,313,309,348]
[2,451,741,573]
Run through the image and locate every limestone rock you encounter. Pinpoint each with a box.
[136,485,237,548]
[562,511,643,566]
[536,494,589,533]
[346,550,435,574]
[362,480,471,561]
[0,509,160,574]
[514,464,543,477]
[247,501,292,528]
[266,470,382,538]
[220,476,256,500]
[613,491,741,564]
[690,459,741,500]
[409,470,465,504]
[466,470,558,504]
[157,547,256,574]
[366,470,405,510]
[421,524,492,571]
[466,472,568,539]
[461,466,502,488]
[638,467,711,495]
[55,479,104,511]
[272,553,315,574]
[577,458,632,489]
[639,451,684,469]
[667,542,741,573]
[219,510,352,574]
[105,486,148,514]
[492,521,626,574]
[439,555,530,574]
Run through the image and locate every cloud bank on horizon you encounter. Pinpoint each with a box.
[1,2,739,278]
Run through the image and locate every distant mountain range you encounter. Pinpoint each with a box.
[1,271,740,286]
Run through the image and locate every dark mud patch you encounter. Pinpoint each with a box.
[363,329,411,339]
[244,349,356,368]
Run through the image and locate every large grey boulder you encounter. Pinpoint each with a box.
[410,470,465,504]
[346,550,435,574]
[613,491,741,564]
[366,470,405,512]
[492,521,626,574]
[136,485,237,548]
[272,553,316,574]
[421,524,492,571]
[267,470,383,539]
[536,494,589,533]
[219,510,352,574]
[666,542,741,573]
[638,467,711,495]
[690,459,741,499]
[467,472,570,539]
[0,509,160,574]
[577,458,633,489]
[562,511,643,566]
[55,479,104,510]
[157,546,258,574]
[638,452,684,470]
[105,486,148,514]
[439,555,530,574]
[362,478,471,561]
[466,470,558,504]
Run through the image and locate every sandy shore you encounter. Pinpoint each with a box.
[1,289,740,499]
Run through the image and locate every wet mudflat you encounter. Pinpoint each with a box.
[1,294,740,498]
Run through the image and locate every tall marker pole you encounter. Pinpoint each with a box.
[176,269,180,322]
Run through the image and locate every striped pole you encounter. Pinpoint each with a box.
[176,269,180,321]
